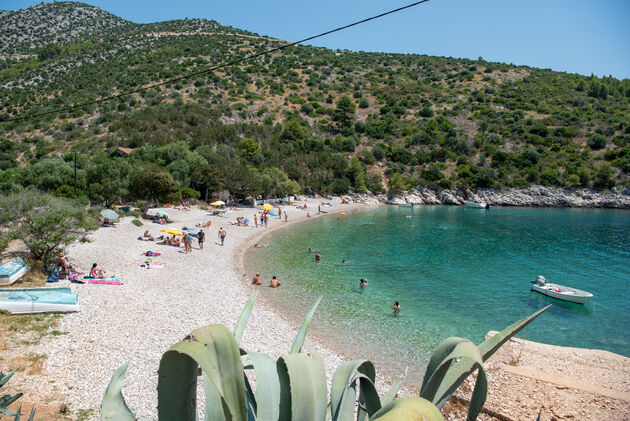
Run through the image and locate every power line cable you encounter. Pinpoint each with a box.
[2,0,431,123]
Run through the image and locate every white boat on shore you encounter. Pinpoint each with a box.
[0,257,30,285]
[0,287,79,314]
[530,276,593,304]
[464,201,489,209]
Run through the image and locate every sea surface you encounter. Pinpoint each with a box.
[246,205,630,381]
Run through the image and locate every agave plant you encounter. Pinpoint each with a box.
[0,368,35,421]
[102,292,549,421]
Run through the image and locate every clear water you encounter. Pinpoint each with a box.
[246,206,630,381]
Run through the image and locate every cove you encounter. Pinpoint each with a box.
[246,205,630,381]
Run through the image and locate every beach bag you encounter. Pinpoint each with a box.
[47,267,60,283]
[67,271,79,282]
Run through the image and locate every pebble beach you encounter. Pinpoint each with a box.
[27,199,367,419]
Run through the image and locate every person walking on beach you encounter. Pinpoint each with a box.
[218,227,227,246]
[284,212,288,223]
[254,214,258,228]
[263,213,269,228]
[270,275,281,288]
[198,229,205,250]
[318,204,321,215]
[392,301,401,315]
[183,233,192,254]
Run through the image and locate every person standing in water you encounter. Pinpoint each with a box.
[392,301,401,315]
[315,251,322,261]
[360,278,368,288]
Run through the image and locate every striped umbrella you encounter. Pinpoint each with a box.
[100,209,119,220]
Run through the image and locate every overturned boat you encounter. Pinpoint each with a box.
[530,275,593,304]
[0,287,79,314]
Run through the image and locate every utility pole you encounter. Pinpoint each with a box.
[74,151,77,197]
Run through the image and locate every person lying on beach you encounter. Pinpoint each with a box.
[143,230,154,240]
[270,276,281,288]
[252,273,262,285]
[253,243,268,248]
[392,301,401,315]
[89,263,106,279]
[360,278,368,288]
[174,238,182,247]
[195,221,212,228]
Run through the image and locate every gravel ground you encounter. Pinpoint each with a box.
[29,199,366,420]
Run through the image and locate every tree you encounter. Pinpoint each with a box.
[0,190,95,267]
[346,156,367,192]
[86,153,131,207]
[129,166,181,212]
[334,95,356,132]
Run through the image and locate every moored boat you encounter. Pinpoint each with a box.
[530,275,593,304]
[464,201,489,209]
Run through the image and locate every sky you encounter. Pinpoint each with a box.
[3,0,630,79]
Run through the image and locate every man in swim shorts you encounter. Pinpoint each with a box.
[270,276,281,288]
[198,229,205,250]
[218,227,226,246]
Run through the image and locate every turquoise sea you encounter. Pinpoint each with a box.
[246,206,630,381]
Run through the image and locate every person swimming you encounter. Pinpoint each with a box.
[360,278,368,288]
[315,252,321,261]
[391,301,401,315]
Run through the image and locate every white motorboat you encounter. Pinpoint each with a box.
[464,201,489,209]
[530,276,593,304]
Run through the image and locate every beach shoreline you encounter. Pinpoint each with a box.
[2,198,629,420]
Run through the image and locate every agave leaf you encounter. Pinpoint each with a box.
[234,292,259,345]
[0,368,18,388]
[13,404,22,421]
[330,360,380,421]
[279,352,328,421]
[158,324,247,421]
[276,358,291,421]
[370,396,443,421]
[0,407,18,417]
[27,406,36,421]
[420,337,467,392]
[381,366,408,406]
[247,351,281,421]
[421,340,486,413]
[289,295,322,354]
[478,305,550,361]
[100,362,136,421]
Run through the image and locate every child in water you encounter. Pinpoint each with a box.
[392,301,401,315]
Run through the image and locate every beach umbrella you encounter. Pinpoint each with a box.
[156,210,169,217]
[262,203,273,211]
[210,201,225,206]
[160,227,183,236]
[100,209,119,220]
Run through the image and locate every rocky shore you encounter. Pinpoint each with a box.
[348,186,630,209]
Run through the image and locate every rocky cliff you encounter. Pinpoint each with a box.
[349,186,630,209]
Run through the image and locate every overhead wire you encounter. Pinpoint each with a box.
[2,0,431,123]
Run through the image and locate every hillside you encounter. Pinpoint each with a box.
[0,1,628,202]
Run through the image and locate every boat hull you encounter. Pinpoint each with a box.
[531,283,592,304]
[0,287,79,314]
[464,201,487,209]
[0,258,30,285]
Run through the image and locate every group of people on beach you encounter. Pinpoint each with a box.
[252,272,281,288]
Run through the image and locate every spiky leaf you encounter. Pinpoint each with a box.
[247,351,281,421]
[290,296,322,354]
[330,360,381,421]
[157,324,247,421]
[234,292,259,345]
[278,352,327,421]
[101,362,136,421]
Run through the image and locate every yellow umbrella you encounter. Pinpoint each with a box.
[160,227,183,236]
[262,203,273,211]
[210,201,225,206]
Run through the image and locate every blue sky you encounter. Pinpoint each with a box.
[4,0,630,79]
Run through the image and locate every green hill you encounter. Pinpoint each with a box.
[0,1,628,201]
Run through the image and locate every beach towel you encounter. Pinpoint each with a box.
[88,278,122,285]
[138,263,166,268]
[141,252,161,256]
